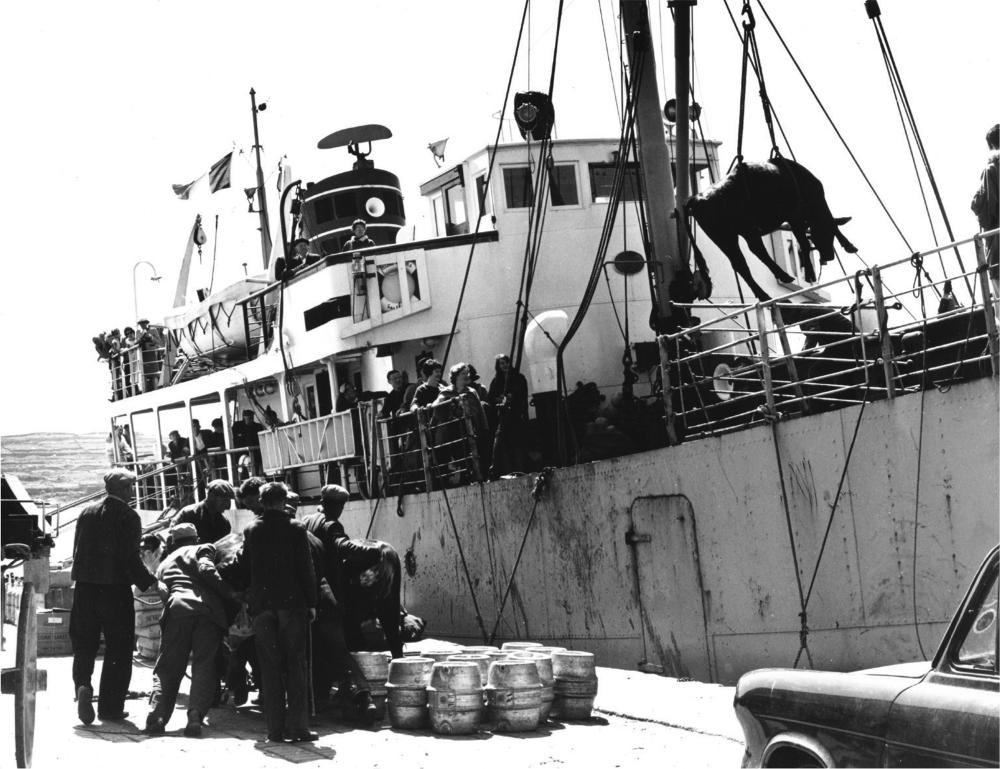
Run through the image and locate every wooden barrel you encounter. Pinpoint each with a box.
[510,651,555,721]
[531,646,567,656]
[427,662,483,735]
[386,657,434,730]
[485,650,510,664]
[353,651,391,719]
[133,589,163,661]
[447,654,490,686]
[485,659,543,732]
[500,641,543,652]
[423,649,461,664]
[551,651,598,720]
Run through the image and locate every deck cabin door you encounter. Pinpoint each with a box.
[628,495,712,681]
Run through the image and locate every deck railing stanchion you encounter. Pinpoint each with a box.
[975,233,1000,376]
[657,335,679,445]
[871,266,897,398]
[415,408,434,493]
[755,305,778,417]
[459,395,483,482]
[769,304,808,413]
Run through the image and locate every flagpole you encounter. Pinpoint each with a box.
[250,88,273,269]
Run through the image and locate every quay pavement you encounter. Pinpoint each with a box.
[1,638,744,768]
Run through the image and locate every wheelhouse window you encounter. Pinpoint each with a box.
[503,166,533,209]
[549,164,579,206]
[445,184,468,235]
[589,162,643,202]
[476,174,491,218]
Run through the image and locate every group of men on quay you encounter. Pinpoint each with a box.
[69,469,417,743]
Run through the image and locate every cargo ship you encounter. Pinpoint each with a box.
[52,0,999,685]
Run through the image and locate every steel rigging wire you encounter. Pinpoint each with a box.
[441,0,532,367]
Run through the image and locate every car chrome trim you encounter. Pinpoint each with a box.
[761,733,835,768]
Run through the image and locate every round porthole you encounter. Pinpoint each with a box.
[612,250,644,276]
[365,196,386,218]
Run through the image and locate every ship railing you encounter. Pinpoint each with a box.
[659,229,999,441]
[258,411,358,476]
[106,344,170,401]
[373,393,484,496]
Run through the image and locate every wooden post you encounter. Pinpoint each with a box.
[871,265,897,398]
[459,395,483,482]
[755,305,777,417]
[975,234,1000,377]
[656,335,679,445]
[769,305,809,413]
[414,408,434,493]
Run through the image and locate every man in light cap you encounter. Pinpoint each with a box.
[136,319,164,392]
[70,470,155,724]
[175,479,234,544]
[144,523,241,737]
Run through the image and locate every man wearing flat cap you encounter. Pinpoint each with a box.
[240,481,318,742]
[70,470,155,724]
[300,485,377,721]
[175,479,234,544]
[144,523,241,737]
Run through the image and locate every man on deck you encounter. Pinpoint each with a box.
[972,123,999,289]
[70,470,155,724]
[175,479,234,544]
[342,219,376,251]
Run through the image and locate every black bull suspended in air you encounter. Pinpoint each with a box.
[682,157,857,302]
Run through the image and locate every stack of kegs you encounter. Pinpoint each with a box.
[352,651,391,719]
[381,641,598,735]
[551,650,598,720]
[386,657,434,729]
[427,661,484,735]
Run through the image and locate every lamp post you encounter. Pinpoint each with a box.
[133,260,161,323]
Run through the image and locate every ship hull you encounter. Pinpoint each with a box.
[342,377,999,684]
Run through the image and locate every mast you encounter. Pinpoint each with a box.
[250,88,273,269]
[673,1,692,257]
[620,0,686,331]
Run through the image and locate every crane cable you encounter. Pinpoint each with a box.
[442,0,532,368]
[866,1,974,302]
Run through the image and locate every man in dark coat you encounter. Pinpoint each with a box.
[144,523,240,737]
[488,353,530,476]
[240,482,318,743]
[70,470,155,724]
[301,485,378,721]
[304,486,405,659]
[175,479,234,543]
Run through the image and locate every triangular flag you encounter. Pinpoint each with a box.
[209,152,233,193]
[172,180,198,200]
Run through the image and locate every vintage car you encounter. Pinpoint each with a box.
[734,545,999,767]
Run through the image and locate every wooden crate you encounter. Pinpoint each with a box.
[37,609,73,656]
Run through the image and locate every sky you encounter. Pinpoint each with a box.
[0,0,996,436]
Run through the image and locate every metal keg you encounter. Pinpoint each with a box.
[386,657,434,730]
[500,641,543,652]
[427,661,484,735]
[352,651,391,719]
[485,659,543,732]
[509,651,555,721]
[447,653,491,686]
[551,650,598,720]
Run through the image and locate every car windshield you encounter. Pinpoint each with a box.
[956,569,999,672]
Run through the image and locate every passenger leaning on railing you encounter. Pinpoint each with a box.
[408,358,444,410]
[431,362,489,482]
[136,319,164,393]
